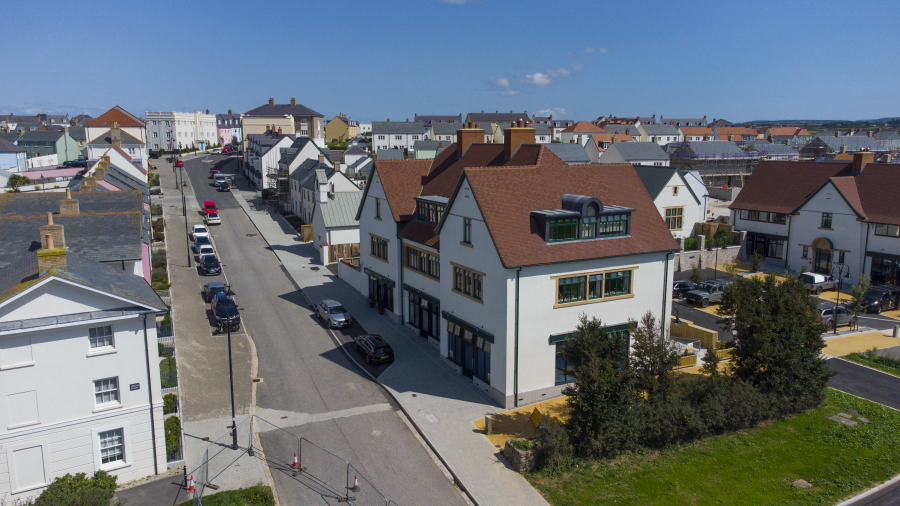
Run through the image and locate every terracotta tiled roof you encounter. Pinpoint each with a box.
[86,106,145,128]
[714,127,757,138]
[462,150,680,268]
[562,121,606,133]
[828,176,865,218]
[680,127,715,136]
[372,159,431,222]
[399,220,440,248]
[852,163,900,225]
[767,127,809,137]
[590,133,631,150]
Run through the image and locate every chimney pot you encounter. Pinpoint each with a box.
[47,212,53,225]
[46,234,54,250]
[290,98,296,106]
[206,109,210,114]
[269,98,275,106]
[278,127,282,134]
[228,109,232,115]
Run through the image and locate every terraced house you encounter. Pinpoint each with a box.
[348,122,678,407]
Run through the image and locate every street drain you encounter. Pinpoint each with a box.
[246,233,257,237]
[310,267,320,271]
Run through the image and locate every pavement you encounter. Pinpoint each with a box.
[227,171,549,506]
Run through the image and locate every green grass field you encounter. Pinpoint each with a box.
[526,389,900,506]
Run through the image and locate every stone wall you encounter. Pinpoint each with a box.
[503,440,536,472]
[675,245,743,272]
[707,186,741,201]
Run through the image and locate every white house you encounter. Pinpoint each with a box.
[145,111,217,152]
[84,107,147,171]
[633,165,706,239]
[350,123,678,407]
[311,191,363,265]
[371,121,425,154]
[216,111,242,146]
[0,234,167,501]
[0,138,27,172]
[299,165,358,226]
[358,123,372,135]
[730,153,900,287]
[245,129,295,189]
[638,124,683,145]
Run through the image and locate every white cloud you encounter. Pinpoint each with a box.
[572,61,585,73]
[537,108,571,117]
[494,78,510,87]
[547,67,570,78]
[525,72,553,87]
[502,90,521,96]
[585,46,596,54]
[598,47,609,53]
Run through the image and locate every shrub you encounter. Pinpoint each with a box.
[160,357,177,388]
[33,471,117,506]
[533,424,575,471]
[509,438,533,451]
[683,237,699,251]
[151,269,168,283]
[165,416,181,460]
[151,204,163,216]
[690,266,704,284]
[163,393,178,414]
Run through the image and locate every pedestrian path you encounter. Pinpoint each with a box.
[232,189,549,506]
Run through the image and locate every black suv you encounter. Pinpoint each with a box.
[672,280,696,300]
[198,255,221,276]
[354,334,394,364]
[858,285,900,314]
[210,293,240,331]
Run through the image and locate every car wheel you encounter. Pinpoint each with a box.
[815,287,822,295]
[701,299,709,308]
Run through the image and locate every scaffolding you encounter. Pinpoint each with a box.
[265,166,291,211]
[670,155,761,188]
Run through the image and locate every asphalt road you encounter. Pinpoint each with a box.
[181,155,467,506]
[827,358,900,411]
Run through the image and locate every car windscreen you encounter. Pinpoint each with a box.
[204,257,219,265]
[863,289,884,301]
[197,236,211,245]
[698,283,715,291]
[329,305,346,314]
[205,204,216,210]
[217,298,236,309]
[208,213,219,219]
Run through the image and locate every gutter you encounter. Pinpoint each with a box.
[862,223,871,280]
[785,214,793,271]
[514,267,521,408]
[662,252,672,326]
[142,314,159,475]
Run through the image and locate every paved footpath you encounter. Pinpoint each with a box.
[231,186,550,506]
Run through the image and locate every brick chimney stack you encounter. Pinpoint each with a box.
[269,98,275,106]
[456,121,485,157]
[110,122,121,148]
[852,152,875,175]
[228,109,233,115]
[37,231,67,274]
[206,109,210,114]
[504,120,535,159]
[39,212,65,251]
[60,188,80,215]
[83,175,97,190]
[278,127,283,135]
[335,161,342,173]
[290,98,296,106]
[318,154,325,163]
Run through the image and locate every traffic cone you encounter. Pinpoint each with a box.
[350,475,360,492]
[188,475,195,492]
[292,452,299,469]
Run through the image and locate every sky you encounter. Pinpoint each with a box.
[2,0,899,123]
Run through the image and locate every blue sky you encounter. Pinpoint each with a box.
[3,0,899,123]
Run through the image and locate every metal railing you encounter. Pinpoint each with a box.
[157,321,173,337]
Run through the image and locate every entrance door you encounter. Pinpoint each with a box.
[463,340,474,378]
[815,248,831,275]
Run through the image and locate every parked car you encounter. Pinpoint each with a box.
[354,334,394,364]
[198,255,222,275]
[315,299,352,328]
[203,200,218,215]
[196,245,215,260]
[213,174,227,186]
[175,159,184,167]
[210,148,222,154]
[209,169,220,179]
[191,224,210,241]
[203,281,230,302]
[801,273,838,295]
[222,146,233,153]
[857,285,900,314]
[672,280,696,300]
[210,293,240,330]
[192,235,213,254]
[819,303,857,329]
[63,159,87,168]
[149,152,160,159]
[216,181,230,192]
[685,279,734,308]
[205,212,221,225]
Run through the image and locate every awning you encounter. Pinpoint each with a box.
[404,284,440,306]
[549,323,632,344]
[867,251,900,262]
[441,311,494,343]
[747,232,789,241]
[364,268,395,287]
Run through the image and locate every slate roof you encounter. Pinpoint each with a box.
[86,106,145,128]
[873,130,900,141]
[544,143,591,164]
[815,135,886,152]
[88,129,145,146]
[677,140,745,156]
[0,138,23,153]
[290,159,329,183]
[216,113,242,126]
[0,133,22,144]
[5,115,41,125]
[0,251,165,311]
[19,131,65,142]
[0,211,144,269]
[431,122,465,135]
[730,160,900,225]
[245,102,323,117]
[318,191,363,229]
[604,124,638,136]
[605,142,669,161]
[659,117,708,127]
[344,145,366,156]
[747,141,799,156]
[377,149,405,160]
[372,121,425,135]
[640,124,681,136]
[71,114,94,126]
[0,190,143,217]
[467,112,530,123]
[632,165,699,204]
[414,140,451,152]
[414,114,462,127]
[68,126,86,142]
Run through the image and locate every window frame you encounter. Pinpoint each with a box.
[664,207,684,230]
[553,267,637,308]
[462,218,472,244]
[821,212,833,229]
[93,377,120,408]
[89,325,114,350]
[874,223,900,238]
[98,428,125,466]
[450,263,485,303]
[369,234,389,262]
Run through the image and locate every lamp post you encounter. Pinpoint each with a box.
[831,264,851,335]
[179,156,190,268]
[226,315,238,450]
[707,236,721,279]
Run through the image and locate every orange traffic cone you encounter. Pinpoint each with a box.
[350,475,360,492]
[188,475,195,492]
[292,452,299,469]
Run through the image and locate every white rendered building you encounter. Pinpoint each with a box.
[145,111,217,152]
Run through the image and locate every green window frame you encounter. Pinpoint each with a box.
[581,217,597,239]
[549,219,578,242]
[597,214,628,237]
[588,274,604,299]
[557,276,586,303]
[604,270,631,296]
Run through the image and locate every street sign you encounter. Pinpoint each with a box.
[530,407,543,428]
[130,383,140,391]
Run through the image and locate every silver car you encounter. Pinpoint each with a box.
[316,299,352,328]
[819,304,858,330]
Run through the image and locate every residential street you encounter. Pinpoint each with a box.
[826,358,900,411]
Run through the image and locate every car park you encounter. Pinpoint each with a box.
[205,212,221,225]
[203,282,230,302]
[672,280,696,299]
[203,200,218,215]
[315,299,352,328]
[191,224,210,240]
[192,235,213,254]
[211,293,240,331]
[198,255,222,275]
[354,334,394,364]
[175,159,184,167]
[685,279,734,308]
[819,303,857,329]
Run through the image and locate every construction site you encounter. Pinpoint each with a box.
[669,145,762,187]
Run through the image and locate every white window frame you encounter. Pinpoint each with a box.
[91,422,132,472]
[88,325,115,351]
[93,377,121,411]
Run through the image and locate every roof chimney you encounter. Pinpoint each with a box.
[269,98,275,106]
[728,134,734,141]
[852,152,875,175]
[456,122,485,157]
[110,122,121,148]
[60,188,79,215]
[228,109,233,115]
[290,98,296,106]
[278,127,283,135]
[612,135,618,144]
[40,212,66,252]
[37,230,67,275]
[318,153,325,163]
[335,161,342,173]
[205,109,210,114]
[504,122,535,159]
[82,175,97,190]
[836,130,842,137]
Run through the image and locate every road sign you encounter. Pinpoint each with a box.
[530,407,543,428]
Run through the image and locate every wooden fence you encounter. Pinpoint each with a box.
[675,354,698,368]
[670,317,719,350]
[300,225,313,242]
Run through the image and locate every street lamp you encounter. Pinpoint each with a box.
[226,310,239,450]
[707,236,721,279]
[179,156,191,268]
[831,264,851,335]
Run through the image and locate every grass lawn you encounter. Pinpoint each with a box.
[843,352,900,377]
[525,389,900,506]
[176,485,274,506]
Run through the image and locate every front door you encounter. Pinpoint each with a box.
[815,248,831,275]
[463,340,474,378]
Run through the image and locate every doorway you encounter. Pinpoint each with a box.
[815,248,831,275]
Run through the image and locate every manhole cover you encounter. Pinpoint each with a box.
[246,233,257,237]
[310,267,320,271]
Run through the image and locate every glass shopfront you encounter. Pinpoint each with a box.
[407,289,440,340]
[444,315,492,384]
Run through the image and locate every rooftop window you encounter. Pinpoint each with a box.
[534,194,632,244]
[415,199,446,225]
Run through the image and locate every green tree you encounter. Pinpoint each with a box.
[846,273,871,320]
[690,266,705,284]
[701,344,722,380]
[629,312,679,399]
[34,471,119,506]
[718,274,832,409]
[7,174,31,191]
[562,315,639,458]
[749,251,764,272]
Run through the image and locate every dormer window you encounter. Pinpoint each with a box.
[415,196,448,225]
[533,195,633,244]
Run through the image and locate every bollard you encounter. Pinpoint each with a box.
[894,325,899,338]
[485,415,492,435]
